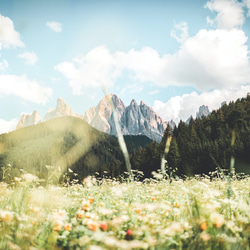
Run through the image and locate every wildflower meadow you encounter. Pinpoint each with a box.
[0,171,250,250]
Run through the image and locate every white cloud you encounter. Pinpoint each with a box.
[56,0,250,97]
[46,21,62,32]
[0,118,18,134]
[158,28,250,91]
[18,52,38,65]
[56,26,250,94]
[116,47,165,83]
[153,85,250,123]
[55,46,165,94]
[171,21,189,43]
[0,14,24,49]
[55,45,120,95]
[205,0,245,29]
[0,74,52,104]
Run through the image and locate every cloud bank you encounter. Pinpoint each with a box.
[152,0,250,123]
[55,0,250,94]
[205,0,245,29]
[56,27,250,94]
[153,86,250,123]
[0,75,52,104]
[0,15,51,104]
[0,14,24,49]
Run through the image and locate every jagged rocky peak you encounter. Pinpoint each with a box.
[56,97,74,115]
[185,115,194,125]
[111,94,126,110]
[84,106,96,124]
[84,94,166,142]
[16,110,41,129]
[97,95,114,119]
[186,105,211,124]
[97,94,126,116]
[83,94,125,134]
[221,101,227,108]
[130,99,138,107]
[44,97,83,122]
[196,105,210,119]
[123,98,166,142]
[17,97,83,129]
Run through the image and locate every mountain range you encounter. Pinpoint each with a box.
[84,94,173,142]
[16,94,210,142]
[16,98,83,129]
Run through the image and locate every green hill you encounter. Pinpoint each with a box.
[0,116,154,183]
[0,116,124,182]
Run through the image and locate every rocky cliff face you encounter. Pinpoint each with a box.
[84,94,126,134]
[43,97,82,122]
[16,110,41,129]
[84,94,166,142]
[196,105,210,119]
[17,98,83,129]
[16,95,173,142]
[186,105,211,124]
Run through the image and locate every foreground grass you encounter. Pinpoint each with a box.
[0,174,250,250]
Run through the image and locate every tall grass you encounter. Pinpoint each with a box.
[0,172,250,249]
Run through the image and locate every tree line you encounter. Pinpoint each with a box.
[130,94,250,178]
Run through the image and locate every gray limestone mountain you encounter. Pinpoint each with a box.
[84,94,167,142]
[186,105,211,124]
[16,95,173,142]
[16,110,41,129]
[84,94,125,134]
[17,98,83,129]
[196,105,210,119]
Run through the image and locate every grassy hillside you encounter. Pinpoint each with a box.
[0,116,125,182]
[0,116,155,183]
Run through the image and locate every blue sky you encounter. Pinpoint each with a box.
[0,0,250,133]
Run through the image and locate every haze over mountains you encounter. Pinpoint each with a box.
[16,94,211,142]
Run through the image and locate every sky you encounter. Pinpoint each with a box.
[0,0,250,134]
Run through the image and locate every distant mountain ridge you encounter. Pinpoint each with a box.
[196,105,210,119]
[186,105,211,124]
[43,97,83,122]
[84,94,172,142]
[16,94,213,142]
[17,110,41,129]
[17,98,83,129]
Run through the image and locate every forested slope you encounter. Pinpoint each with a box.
[130,94,250,177]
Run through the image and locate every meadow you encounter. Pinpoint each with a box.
[0,171,250,250]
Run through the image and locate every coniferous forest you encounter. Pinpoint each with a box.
[130,94,250,178]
